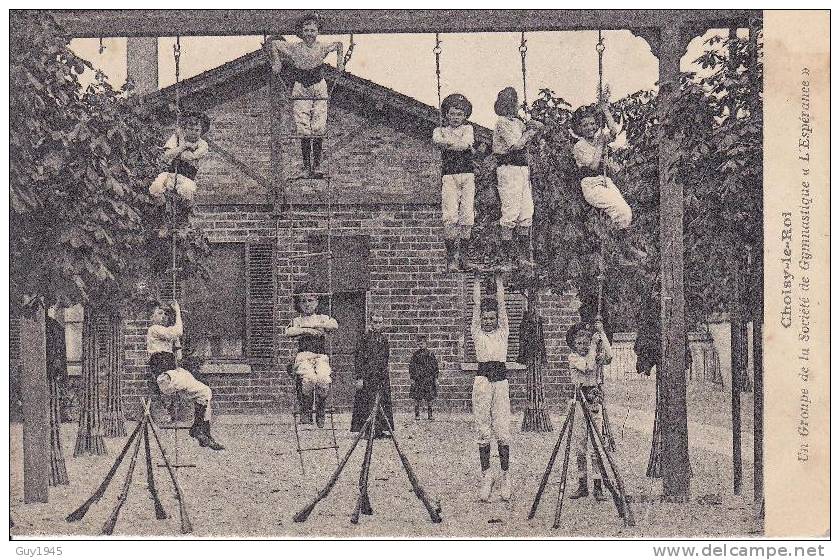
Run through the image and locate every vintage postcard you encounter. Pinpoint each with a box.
[6,7,830,544]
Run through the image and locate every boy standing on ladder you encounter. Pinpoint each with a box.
[471,272,513,502]
[264,14,344,178]
[432,93,477,272]
[492,87,542,272]
[284,290,339,427]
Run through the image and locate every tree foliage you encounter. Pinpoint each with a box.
[10,10,209,313]
[473,27,763,334]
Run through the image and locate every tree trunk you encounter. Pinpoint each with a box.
[521,288,553,432]
[74,310,107,456]
[103,312,127,437]
[20,305,50,503]
[730,249,747,496]
[48,374,69,486]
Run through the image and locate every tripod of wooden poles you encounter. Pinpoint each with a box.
[293,389,442,525]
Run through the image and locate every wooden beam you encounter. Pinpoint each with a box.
[50,9,759,38]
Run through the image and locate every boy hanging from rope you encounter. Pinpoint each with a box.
[264,14,344,178]
[565,320,613,501]
[571,100,633,230]
[432,93,478,272]
[147,300,224,451]
[149,111,211,206]
[471,272,513,502]
[492,87,543,272]
[284,289,339,427]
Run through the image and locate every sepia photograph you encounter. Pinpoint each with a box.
[6,6,830,544]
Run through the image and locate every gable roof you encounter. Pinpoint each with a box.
[147,48,492,141]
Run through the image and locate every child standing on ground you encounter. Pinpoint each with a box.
[492,87,543,271]
[284,290,338,427]
[432,93,477,272]
[146,300,224,450]
[149,111,211,204]
[571,102,632,229]
[264,14,344,177]
[409,335,439,420]
[351,312,395,438]
[565,320,613,501]
[471,272,513,502]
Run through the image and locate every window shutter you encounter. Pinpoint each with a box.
[10,316,21,362]
[246,241,276,360]
[463,276,525,363]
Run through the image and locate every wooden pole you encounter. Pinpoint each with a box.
[551,400,576,529]
[528,398,574,519]
[20,304,49,503]
[657,25,691,498]
[730,248,746,496]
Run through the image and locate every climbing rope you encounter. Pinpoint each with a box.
[433,33,443,126]
[519,31,529,112]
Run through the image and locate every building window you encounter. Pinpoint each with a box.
[462,276,525,364]
[183,243,247,361]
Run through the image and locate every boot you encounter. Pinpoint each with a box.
[300,392,314,425]
[569,477,589,500]
[189,404,205,439]
[593,479,608,502]
[300,139,313,177]
[444,238,460,272]
[311,139,324,178]
[458,238,476,271]
[200,420,225,451]
[314,392,326,428]
[516,234,536,268]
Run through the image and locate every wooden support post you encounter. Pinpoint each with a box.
[730,249,747,496]
[268,55,290,211]
[126,37,158,94]
[657,24,691,498]
[20,304,49,504]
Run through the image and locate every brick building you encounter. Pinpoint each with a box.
[11,49,581,417]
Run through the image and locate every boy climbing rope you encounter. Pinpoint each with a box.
[492,87,542,272]
[284,290,339,427]
[432,93,477,272]
[565,320,613,501]
[471,272,513,502]
[571,101,632,229]
[146,300,224,451]
[264,14,344,178]
[149,111,211,205]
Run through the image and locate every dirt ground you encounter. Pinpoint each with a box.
[10,377,761,538]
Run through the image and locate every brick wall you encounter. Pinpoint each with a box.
[118,203,579,414]
[10,61,582,418]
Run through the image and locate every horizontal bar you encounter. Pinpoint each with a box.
[282,135,326,140]
[157,463,197,468]
[289,97,330,101]
[52,9,760,38]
